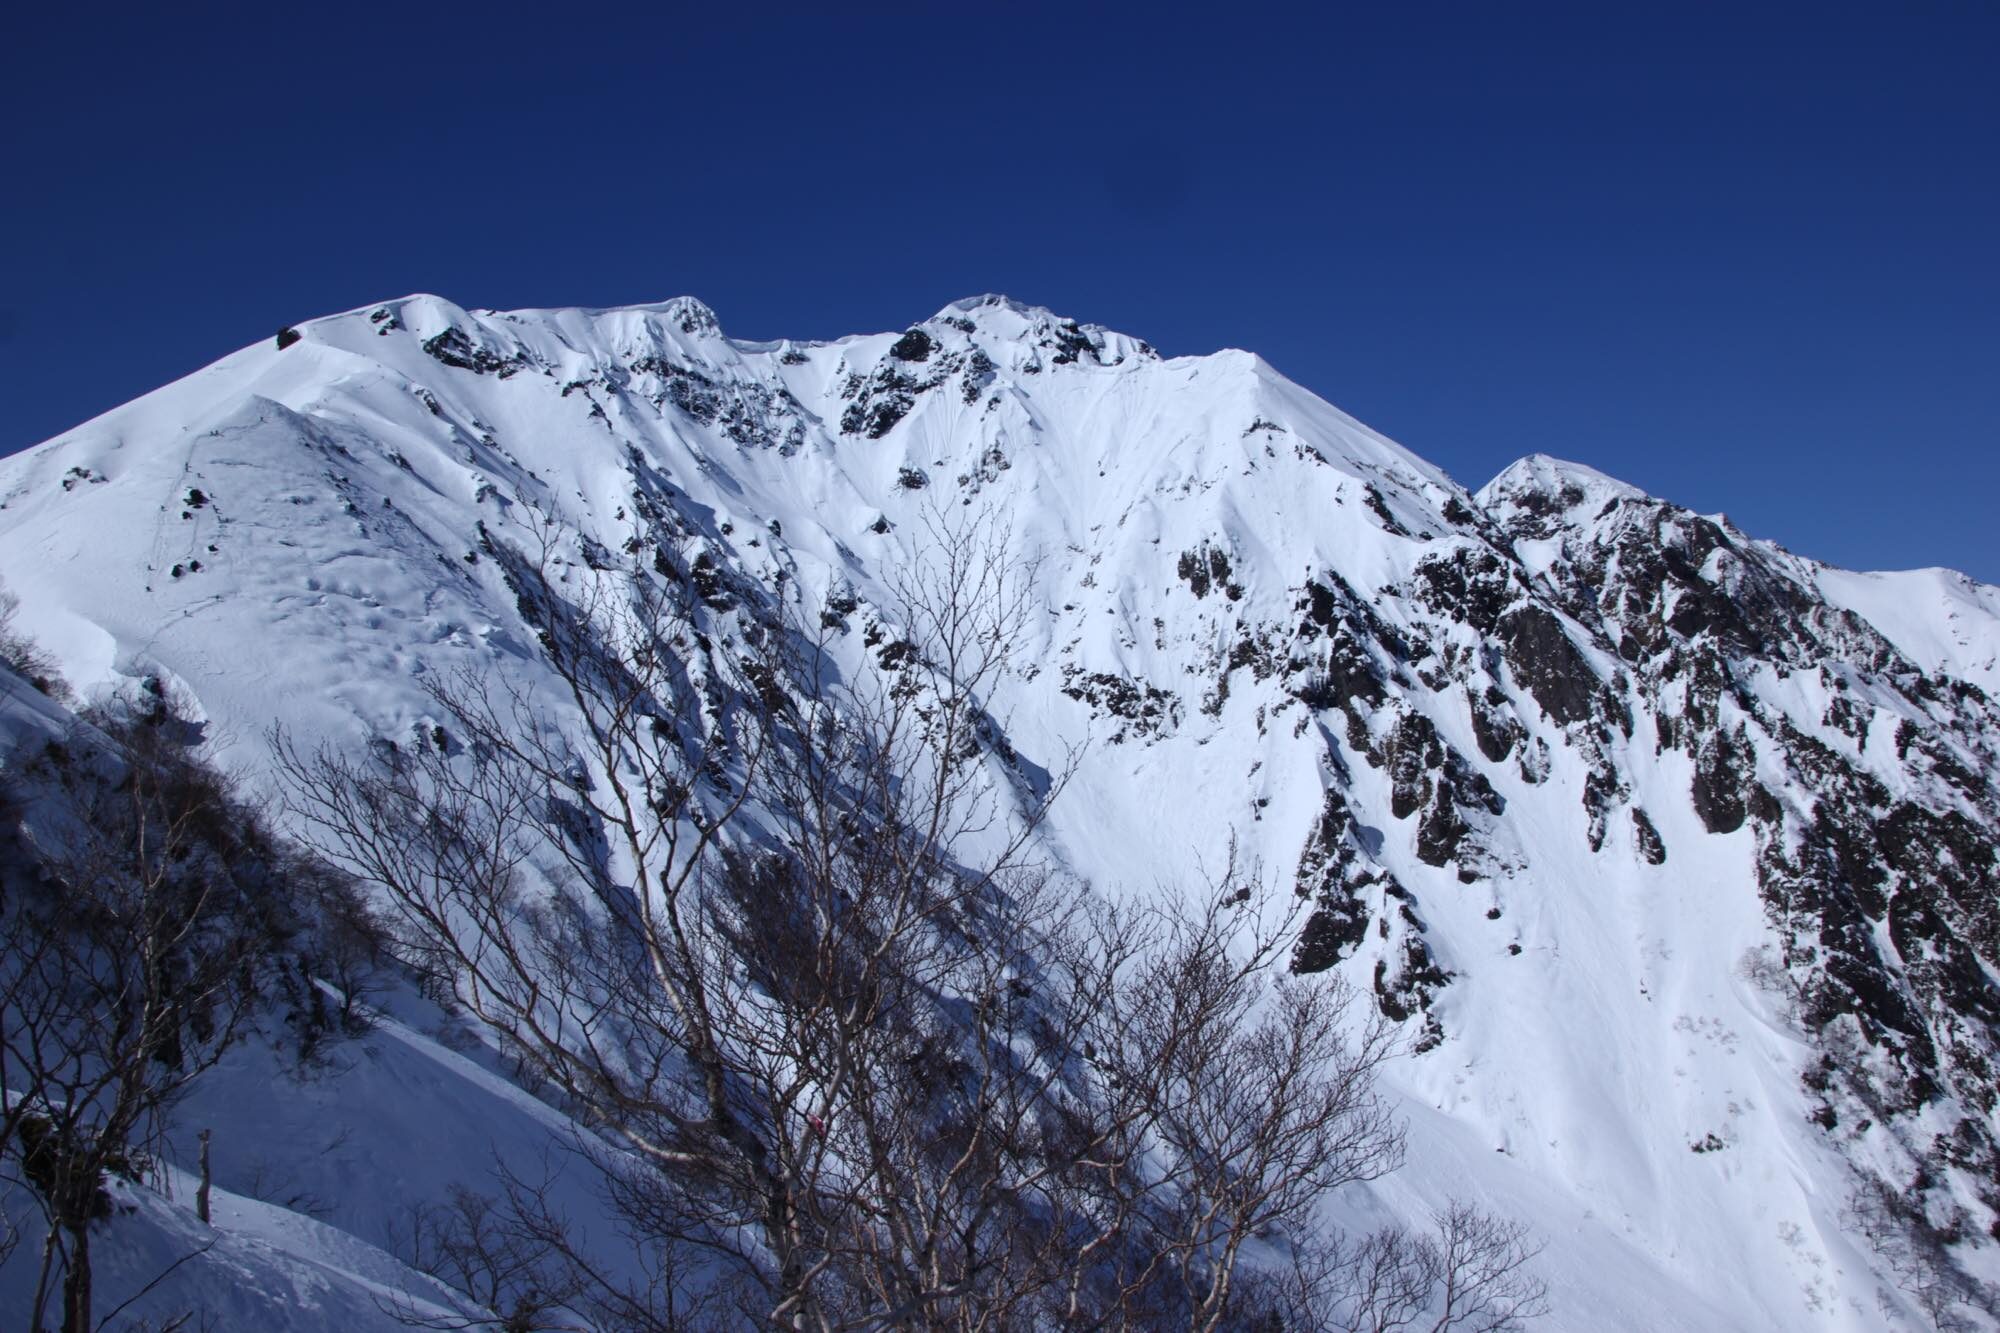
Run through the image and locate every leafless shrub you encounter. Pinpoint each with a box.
[1849,1175,2000,1331]
[388,1180,584,1331]
[0,579,69,702]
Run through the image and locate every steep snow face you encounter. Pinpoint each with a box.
[4,296,2000,1329]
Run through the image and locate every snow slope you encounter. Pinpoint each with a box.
[5,295,2000,1329]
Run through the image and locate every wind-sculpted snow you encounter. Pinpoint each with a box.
[5,295,2000,1328]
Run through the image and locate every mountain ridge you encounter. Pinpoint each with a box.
[4,294,1999,1329]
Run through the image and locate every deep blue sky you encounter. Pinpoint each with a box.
[5,4,1995,578]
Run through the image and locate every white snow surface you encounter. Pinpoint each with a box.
[4,294,1999,1330]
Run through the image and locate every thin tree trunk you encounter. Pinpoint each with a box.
[196,1129,212,1225]
[31,1222,60,1333]
[62,1221,91,1333]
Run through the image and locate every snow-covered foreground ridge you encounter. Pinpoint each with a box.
[5,292,2000,1328]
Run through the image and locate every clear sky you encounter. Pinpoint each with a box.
[4,3,1995,578]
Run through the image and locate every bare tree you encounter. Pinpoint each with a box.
[1297,1202,1549,1333]
[1037,890,1407,1330]
[1,710,282,1333]
[280,500,1546,1331]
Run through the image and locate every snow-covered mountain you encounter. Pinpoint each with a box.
[4,292,1999,1329]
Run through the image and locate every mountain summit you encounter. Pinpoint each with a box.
[4,296,1999,1329]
